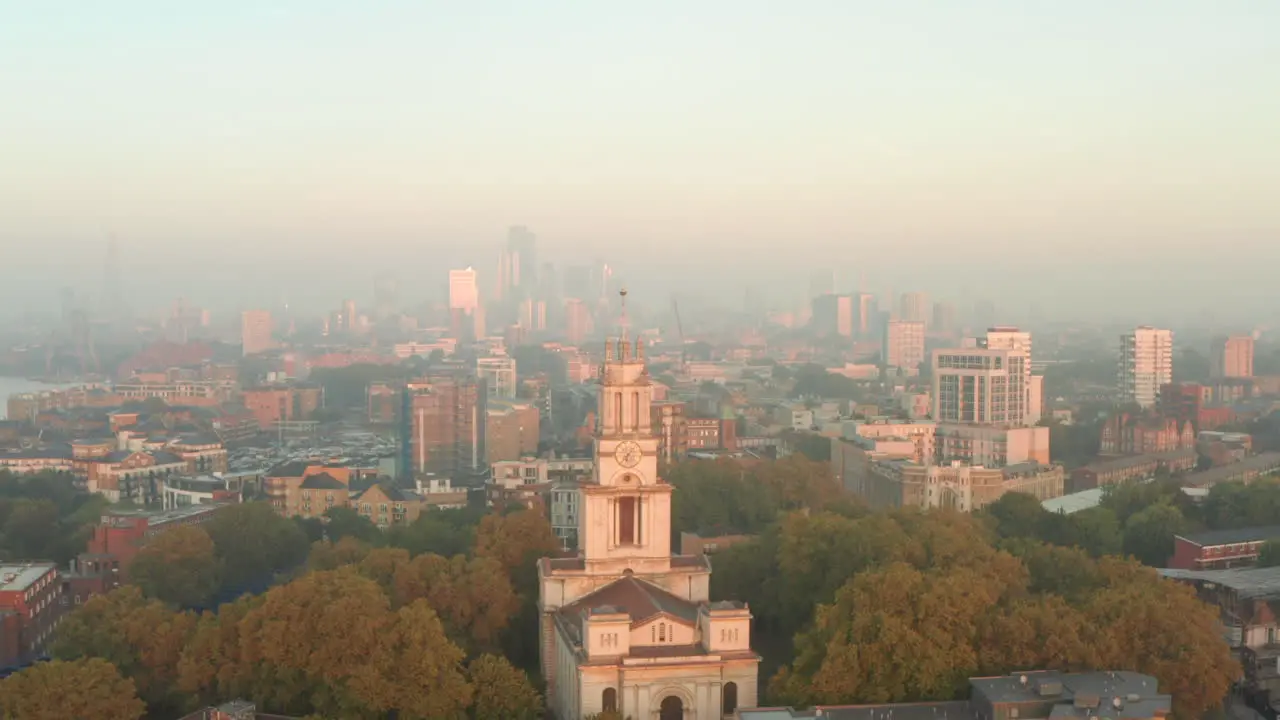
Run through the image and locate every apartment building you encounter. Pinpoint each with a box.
[1120,326,1173,408]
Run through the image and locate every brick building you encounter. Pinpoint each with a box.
[486,400,540,463]
[1170,525,1280,570]
[1067,448,1198,493]
[1099,413,1194,456]
[241,384,324,430]
[0,563,63,669]
[84,504,229,576]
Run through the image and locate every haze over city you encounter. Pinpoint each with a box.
[4,5,1280,719]
[3,2,1279,323]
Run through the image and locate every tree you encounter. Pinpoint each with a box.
[205,502,310,594]
[1259,539,1280,567]
[392,553,519,651]
[129,525,222,608]
[0,658,145,720]
[387,505,485,557]
[323,506,383,545]
[52,586,197,712]
[474,509,560,581]
[1121,502,1188,566]
[983,492,1048,540]
[1080,558,1238,719]
[467,654,543,720]
[306,536,373,572]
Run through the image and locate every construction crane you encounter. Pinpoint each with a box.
[671,297,688,374]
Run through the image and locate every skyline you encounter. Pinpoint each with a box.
[2,2,1279,321]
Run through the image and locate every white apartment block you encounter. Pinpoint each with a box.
[883,320,926,374]
[1120,326,1173,408]
[932,348,1029,427]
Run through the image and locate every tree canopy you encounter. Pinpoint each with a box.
[0,658,146,720]
[128,524,222,608]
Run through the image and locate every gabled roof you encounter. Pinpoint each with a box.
[558,575,698,630]
[299,472,346,490]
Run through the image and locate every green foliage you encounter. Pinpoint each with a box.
[387,505,486,557]
[323,505,384,545]
[129,525,222,608]
[467,654,543,720]
[764,512,1237,720]
[668,455,849,537]
[205,502,310,594]
[1121,502,1187,566]
[0,470,109,564]
[782,430,832,462]
[1258,539,1280,568]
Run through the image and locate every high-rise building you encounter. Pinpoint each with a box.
[1120,326,1174,408]
[477,355,518,399]
[932,348,1029,427]
[538,327,759,719]
[981,327,1034,426]
[449,267,479,312]
[519,298,547,332]
[855,292,879,339]
[899,292,929,325]
[449,268,483,341]
[507,226,537,292]
[932,302,957,335]
[401,372,487,479]
[1210,334,1254,379]
[564,298,592,345]
[241,310,273,357]
[342,299,357,332]
[811,294,854,337]
[883,320,926,374]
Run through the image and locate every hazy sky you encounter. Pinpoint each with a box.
[2,2,1278,321]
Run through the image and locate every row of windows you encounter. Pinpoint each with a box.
[600,683,738,714]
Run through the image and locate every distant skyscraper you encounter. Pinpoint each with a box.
[449,267,479,312]
[564,298,591,345]
[506,226,537,292]
[564,265,591,299]
[241,310,273,357]
[811,294,854,337]
[1210,335,1254,379]
[899,292,929,325]
[932,302,957,335]
[855,293,878,338]
[883,320,926,374]
[342,299,357,332]
[1120,326,1174,408]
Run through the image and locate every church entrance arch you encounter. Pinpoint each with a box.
[659,695,684,720]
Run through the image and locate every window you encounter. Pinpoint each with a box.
[723,682,738,715]
[603,688,618,712]
[659,622,666,642]
[618,496,636,545]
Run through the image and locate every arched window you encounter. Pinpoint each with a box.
[724,682,739,715]
[613,392,623,432]
[631,391,640,431]
[602,687,618,712]
[659,622,666,642]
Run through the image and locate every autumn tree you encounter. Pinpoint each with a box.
[175,595,264,707]
[392,553,519,651]
[0,658,145,720]
[466,653,544,720]
[129,525,222,607]
[52,586,197,713]
[474,508,560,580]
[306,536,374,572]
[323,505,384,545]
[205,502,310,594]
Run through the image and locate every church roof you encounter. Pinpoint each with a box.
[558,575,699,630]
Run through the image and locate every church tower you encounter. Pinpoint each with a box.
[580,291,672,574]
[537,290,759,719]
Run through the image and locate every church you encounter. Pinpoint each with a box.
[538,311,760,720]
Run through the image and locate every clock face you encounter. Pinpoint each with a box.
[615,441,643,468]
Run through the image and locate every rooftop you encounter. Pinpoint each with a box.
[0,563,57,592]
[1181,452,1280,488]
[104,502,227,527]
[1177,524,1280,548]
[1159,565,1280,599]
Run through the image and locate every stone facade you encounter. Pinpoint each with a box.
[538,331,760,719]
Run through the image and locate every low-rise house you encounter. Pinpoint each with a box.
[1169,525,1280,570]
